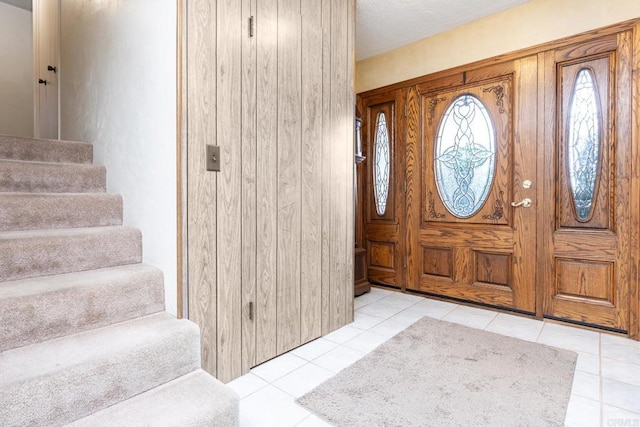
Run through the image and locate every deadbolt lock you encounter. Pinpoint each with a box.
[522,180,532,189]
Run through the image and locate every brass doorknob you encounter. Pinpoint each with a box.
[511,198,532,208]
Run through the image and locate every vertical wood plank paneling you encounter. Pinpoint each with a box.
[186,0,355,379]
[186,0,217,376]
[276,0,302,354]
[255,0,278,365]
[345,0,355,319]
[300,0,323,343]
[241,0,257,373]
[216,0,243,382]
[329,0,348,331]
[320,0,332,336]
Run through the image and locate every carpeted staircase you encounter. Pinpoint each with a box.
[0,135,239,426]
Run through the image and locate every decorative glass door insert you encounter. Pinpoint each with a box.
[435,94,496,218]
[423,80,510,226]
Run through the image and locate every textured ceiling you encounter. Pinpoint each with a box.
[356,0,532,60]
[0,0,31,11]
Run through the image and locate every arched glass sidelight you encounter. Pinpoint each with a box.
[567,68,601,222]
[434,94,496,218]
[373,112,390,216]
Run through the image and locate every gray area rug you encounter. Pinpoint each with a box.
[297,316,577,427]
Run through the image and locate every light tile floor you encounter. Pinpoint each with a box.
[228,287,640,427]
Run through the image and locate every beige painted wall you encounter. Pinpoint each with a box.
[356,0,640,93]
[0,2,33,137]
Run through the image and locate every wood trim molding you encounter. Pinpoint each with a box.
[176,0,187,319]
[630,22,640,340]
[358,18,640,98]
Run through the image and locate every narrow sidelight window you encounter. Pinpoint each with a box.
[374,111,390,216]
[567,68,602,222]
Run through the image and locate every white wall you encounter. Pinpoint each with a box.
[0,2,33,137]
[60,1,178,314]
[356,0,640,93]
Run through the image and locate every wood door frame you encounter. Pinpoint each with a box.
[629,22,640,340]
[357,19,640,339]
[33,0,60,140]
[177,0,186,319]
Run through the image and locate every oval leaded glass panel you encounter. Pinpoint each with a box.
[373,112,390,216]
[567,68,601,222]
[434,95,496,218]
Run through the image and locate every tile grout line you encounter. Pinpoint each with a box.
[599,332,604,426]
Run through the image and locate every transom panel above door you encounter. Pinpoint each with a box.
[407,59,538,314]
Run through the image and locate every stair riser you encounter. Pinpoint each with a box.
[0,266,165,352]
[0,228,142,282]
[0,319,201,427]
[0,135,93,164]
[0,194,122,231]
[0,160,106,193]
[68,370,240,427]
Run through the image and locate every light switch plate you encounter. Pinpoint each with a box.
[206,145,220,172]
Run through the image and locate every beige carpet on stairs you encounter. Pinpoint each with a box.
[0,134,238,426]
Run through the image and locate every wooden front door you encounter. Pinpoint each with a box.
[540,34,633,332]
[359,25,639,336]
[407,59,538,313]
[362,90,406,288]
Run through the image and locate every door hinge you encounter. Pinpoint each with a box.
[249,301,254,321]
[404,102,408,117]
[403,255,407,269]
[403,179,407,193]
[248,16,255,37]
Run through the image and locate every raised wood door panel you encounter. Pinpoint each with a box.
[409,58,538,313]
[541,34,632,331]
[362,90,405,288]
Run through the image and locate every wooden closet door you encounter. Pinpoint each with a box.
[540,33,633,331]
[362,90,406,288]
[185,0,355,382]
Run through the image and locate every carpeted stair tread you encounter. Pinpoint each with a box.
[0,193,122,231]
[0,264,165,352]
[0,135,93,164]
[0,159,106,193]
[0,226,142,282]
[0,313,201,427]
[68,369,239,427]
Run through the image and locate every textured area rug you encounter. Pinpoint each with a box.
[297,317,577,427]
